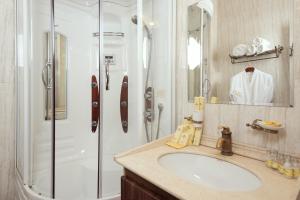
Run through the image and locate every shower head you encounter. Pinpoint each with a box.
[131,15,152,39]
[131,15,138,25]
[158,103,164,111]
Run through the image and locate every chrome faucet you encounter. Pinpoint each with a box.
[216,126,233,156]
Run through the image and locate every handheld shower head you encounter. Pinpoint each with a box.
[158,103,164,111]
[155,103,164,140]
[131,15,152,39]
[131,15,138,25]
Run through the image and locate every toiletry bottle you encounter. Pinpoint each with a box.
[277,153,285,174]
[265,130,273,168]
[283,155,294,178]
[192,97,205,146]
[292,157,300,178]
[269,131,280,169]
[265,150,273,168]
[271,151,279,170]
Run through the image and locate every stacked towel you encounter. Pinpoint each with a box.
[231,37,273,57]
[253,37,273,54]
[232,44,248,57]
[246,44,257,56]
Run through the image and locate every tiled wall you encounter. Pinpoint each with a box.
[176,0,300,158]
[0,0,15,199]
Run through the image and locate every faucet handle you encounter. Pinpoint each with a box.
[218,125,232,136]
[218,125,229,129]
[218,125,230,131]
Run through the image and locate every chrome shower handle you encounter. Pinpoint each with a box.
[105,62,110,90]
[42,62,52,90]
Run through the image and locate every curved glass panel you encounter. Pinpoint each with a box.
[53,0,100,199]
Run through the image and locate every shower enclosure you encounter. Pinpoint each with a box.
[16,0,175,199]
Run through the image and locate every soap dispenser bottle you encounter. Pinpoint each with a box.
[216,126,233,156]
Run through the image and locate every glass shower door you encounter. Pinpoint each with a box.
[27,0,55,197]
[53,0,100,199]
[100,0,144,198]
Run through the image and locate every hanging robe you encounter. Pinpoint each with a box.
[229,69,274,105]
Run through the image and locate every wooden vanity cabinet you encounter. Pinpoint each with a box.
[121,169,179,200]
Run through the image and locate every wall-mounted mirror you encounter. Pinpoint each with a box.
[187,3,210,101]
[187,0,294,107]
[43,32,68,120]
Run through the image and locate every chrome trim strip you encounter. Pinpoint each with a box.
[50,0,56,198]
[97,0,103,198]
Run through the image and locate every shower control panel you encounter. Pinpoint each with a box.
[104,54,116,65]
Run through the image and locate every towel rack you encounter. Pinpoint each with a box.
[229,45,284,64]
[93,32,125,37]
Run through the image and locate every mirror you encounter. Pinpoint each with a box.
[43,32,68,120]
[187,0,293,107]
[187,4,210,101]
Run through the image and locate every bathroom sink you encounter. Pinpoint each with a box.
[158,153,261,191]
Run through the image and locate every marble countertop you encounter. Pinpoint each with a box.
[114,137,300,200]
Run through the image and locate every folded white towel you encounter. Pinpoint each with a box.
[246,44,257,56]
[252,37,273,54]
[232,44,248,57]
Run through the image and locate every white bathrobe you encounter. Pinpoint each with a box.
[229,69,274,105]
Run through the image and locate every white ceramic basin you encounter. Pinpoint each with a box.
[158,153,261,191]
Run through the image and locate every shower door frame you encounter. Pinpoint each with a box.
[97,0,103,198]
[15,0,32,185]
[50,0,56,198]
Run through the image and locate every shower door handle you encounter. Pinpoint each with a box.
[42,62,52,89]
[91,75,100,133]
[120,75,128,133]
[105,62,110,90]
